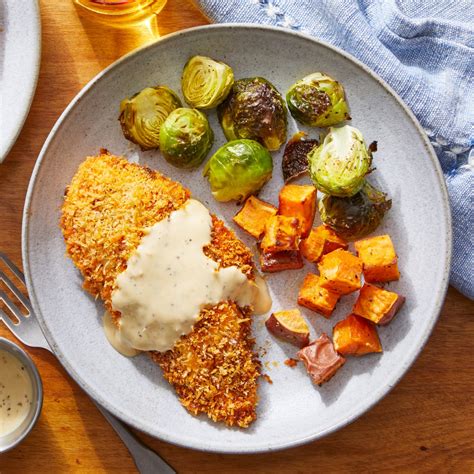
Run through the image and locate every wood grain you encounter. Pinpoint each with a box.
[0,0,473,472]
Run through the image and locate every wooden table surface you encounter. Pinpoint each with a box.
[1,1,473,472]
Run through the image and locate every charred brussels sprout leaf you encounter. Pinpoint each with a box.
[286,72,350,127]
[159,108,214,169]
[282,132,318,183]
[181,55,234,110]
[309,125,372,197]
[119,86,182,150]
[319,182,392,240]
[218,77,287,151]
[203,139,273,202]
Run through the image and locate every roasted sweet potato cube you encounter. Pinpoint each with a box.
[260,215,301,253]
[278,184,317,237]
[297,333,346,385]
[297,273,340,318]
[265,309,310,348]
[260,250,304,273]
[333,314,382,356]
[353,283,405,325]
[233,196,278,239]
[318,249,362,295]
[354,235,400,283]
[300,225,348,263]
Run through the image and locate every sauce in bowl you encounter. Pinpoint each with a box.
[0,349,34,437]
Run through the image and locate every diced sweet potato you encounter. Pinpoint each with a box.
[300,225,348,263]
[353,283,405,325]
[333,314,382,356]
[233,196,278,239]
[354,235,400,283]
[297,333,346,385]
[265,309,310,348]
[260,250,304,272]
[260,215,301,253]
[297,273,340,318]
[278,184,317,237]
[318,249,362,295]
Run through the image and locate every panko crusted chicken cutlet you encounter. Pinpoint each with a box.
[60,152,262,427]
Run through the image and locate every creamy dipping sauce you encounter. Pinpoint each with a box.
[0,350,33,437]
[110,199,271,354]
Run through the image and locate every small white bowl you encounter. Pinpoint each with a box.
[0,338,43,453]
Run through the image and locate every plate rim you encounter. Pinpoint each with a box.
[0,0,41,163]
[21,23,452,453]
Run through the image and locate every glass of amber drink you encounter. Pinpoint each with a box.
[74,0,168,26]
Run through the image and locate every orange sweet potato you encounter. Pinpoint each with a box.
[297,273,340,318]
[233,195,278,239]
[353,283,405,325]
[278,184,317,237]
[300,225,348,263]
[265,309,310,348]
[354,235,400,283]
[260,250,304,272]
[318,249,362,295]
[260,215,301,253]
[333,314,382,356]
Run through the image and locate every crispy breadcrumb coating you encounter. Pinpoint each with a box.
[60,151,259,427]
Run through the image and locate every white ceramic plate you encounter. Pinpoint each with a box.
[0,0,41,163]
[22,25,451,453]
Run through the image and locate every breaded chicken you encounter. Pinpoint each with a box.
[60,151,260,427]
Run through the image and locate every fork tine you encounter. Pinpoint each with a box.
[0,270,33,314]
[0,288,26,323]
[0,307,21,332]
[0,252,26,285]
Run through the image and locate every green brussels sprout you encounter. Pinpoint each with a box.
[203,139,273,202]
[181,55,234,109]
[159,108,214,169]
[309,125,372,197]
[218,77,287,151]
[119,86,182,150]
[319,181,392,240]
[286,72,350,127]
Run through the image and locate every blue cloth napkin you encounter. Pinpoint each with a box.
[197,0,474,299]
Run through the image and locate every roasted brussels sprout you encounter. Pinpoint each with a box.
[159,108,214,169]
[309,125,372,197]
[319,182,392,240]
[282,132,318,183]
[286,72,350,127]
[181,55,234,109]
[119,86,182,150]
[203,139,273,202]
[218,77,287,151]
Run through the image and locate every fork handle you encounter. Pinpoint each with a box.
[9,312,175,473]
[95,404,175,474]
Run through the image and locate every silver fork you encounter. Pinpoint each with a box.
[0,252,175,474]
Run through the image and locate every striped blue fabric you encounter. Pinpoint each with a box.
[197,0,474,298]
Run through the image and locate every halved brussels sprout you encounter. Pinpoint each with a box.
[119,86,182,150]
[159,108,214,169]
[181,55,234,109]
[319,181,392,240]
[203,139,273,202]
[309,125,372,197]
[286,72,350,127]
[218,77,287,151]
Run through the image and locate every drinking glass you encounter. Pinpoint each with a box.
[74,0,168,27]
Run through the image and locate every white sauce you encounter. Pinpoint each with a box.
[0,349,33,437]
[103,311,140,357]
[110,199,271,354]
